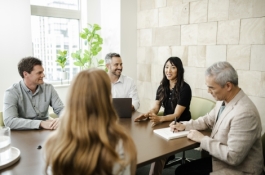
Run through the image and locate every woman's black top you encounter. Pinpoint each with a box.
[155,82,192,122]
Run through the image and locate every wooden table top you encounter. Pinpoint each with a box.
[121,111,204,167]
[0,111,209,174]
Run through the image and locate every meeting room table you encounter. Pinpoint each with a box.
[0,111,210,174]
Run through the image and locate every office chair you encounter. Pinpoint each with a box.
[164,96,216,168]
[0,111,4,126]
[48,107,58,119]
[49,113,58,119]
[261,133,265,169]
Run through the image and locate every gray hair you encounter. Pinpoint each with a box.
[205,61,238,87]
[105,53,120,64]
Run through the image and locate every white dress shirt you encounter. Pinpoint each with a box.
[112,74,140,110]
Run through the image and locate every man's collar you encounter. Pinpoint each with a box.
[113,75,124,84]
[225,89,243,107]
[20,80,41,94]
[20,80,31,93]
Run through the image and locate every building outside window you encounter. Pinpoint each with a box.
[30,0,80,83]
[31,0,121,83]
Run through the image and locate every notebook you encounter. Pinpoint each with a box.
[112,98,132,118]
[153,127,189,140]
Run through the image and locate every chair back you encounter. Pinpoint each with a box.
[49,113,58,119]
[0,112,4,126]
[261,133,265,166]
[190,96,215,120]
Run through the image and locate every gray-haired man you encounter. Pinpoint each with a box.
[170,61,263,175]
[105,53,140,111]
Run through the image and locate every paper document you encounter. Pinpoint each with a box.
[153,127,189,140]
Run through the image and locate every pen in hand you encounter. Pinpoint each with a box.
[173,117,177,133]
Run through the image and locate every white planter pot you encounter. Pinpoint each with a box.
[60,71,67,80]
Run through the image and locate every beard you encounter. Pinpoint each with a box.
[111,69,122,76]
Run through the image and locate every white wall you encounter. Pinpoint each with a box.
[0,0,32,107]
[101,0,120,57]
[120,0,137,80]
[100,0,137,80]
[0,0,69,108]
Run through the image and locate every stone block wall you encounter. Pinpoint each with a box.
[137,0,265,130]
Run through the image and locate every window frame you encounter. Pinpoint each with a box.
[31,5,81,19]
[30,2,83,85]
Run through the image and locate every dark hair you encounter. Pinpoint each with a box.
[158,57,185,108]
[18,56,42,78]
[105,53,121,64]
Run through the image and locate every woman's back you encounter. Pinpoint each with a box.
[44,69,137,175]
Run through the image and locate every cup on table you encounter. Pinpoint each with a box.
[0,126,11,162]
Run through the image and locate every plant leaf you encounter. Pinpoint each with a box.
[98,59,104,64]
[94,24,101,30]
[80,33,87,39]
[83,28,89,35]
[56,50,68,69]
[70,23,103,70]
[74,62,84,66]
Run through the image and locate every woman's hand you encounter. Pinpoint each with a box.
[134,113,149,122]
[149,113,163,127]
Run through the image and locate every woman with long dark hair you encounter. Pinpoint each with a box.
[134,57,192,175]
[135,57,191,126]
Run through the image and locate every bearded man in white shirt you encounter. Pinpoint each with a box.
[105,53,140,111]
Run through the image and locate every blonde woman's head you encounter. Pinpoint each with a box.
[62,68,117,132]
[45,68,136,175]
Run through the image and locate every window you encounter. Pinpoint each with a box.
[31,0,79,10]
[30,0,81,83]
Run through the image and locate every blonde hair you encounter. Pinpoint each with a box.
[44,68,137,175]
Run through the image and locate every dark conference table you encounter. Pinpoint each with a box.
[0,111,209,174]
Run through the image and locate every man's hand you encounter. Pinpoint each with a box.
[169,121,186,132]
[49,118,60,129]
[40,118,60,130]
[132,105,135,111]
[187,130,205,143]
[149,113,162,127]
[134,113,149,122]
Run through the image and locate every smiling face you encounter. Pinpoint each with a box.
[205,75,229,101]
[164,61,177,81]
[107,56,123,77]
[24,65,45,86]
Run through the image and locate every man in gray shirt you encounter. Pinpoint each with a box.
[3,57,64,130]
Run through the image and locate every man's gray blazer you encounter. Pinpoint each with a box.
[184,90,263,175]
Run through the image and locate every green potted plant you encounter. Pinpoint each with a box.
[56,50,68,80]
[71,23,104,70]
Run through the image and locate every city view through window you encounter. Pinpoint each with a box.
[31,16,79,82]
[31,0,120,83]
[31,0,80,83]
